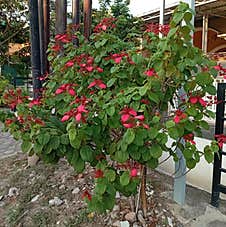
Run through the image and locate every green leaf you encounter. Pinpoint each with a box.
[139,84,149,96]
[147,158,158,169]
[114,150,129,163]
[205,85,216,95]
[107,78,117,87]
[166,120,175,129]
[183,148,193,159]
[142,148,151,161]
[60,134,69,145]
[106,106,115,117]
[167,27,178,38]
[50,136,60,150]
[186,158,196,169]
[72,157,85,173]
[33,142,43,154]
[199,120,209,130]
[105,169,116,182]
[37,133,50,145]
[80,146,94,162]
[150,144,162,159]
[168,127,180,140]
[95,182,107,195]
[148,92,160,104]
[69,128,76,142]
[186,107,197,116]
[21,140,32,153]
[123,129,135,145]
[204,146,214,163]
[196,72,213,86]
[120,171,130,186]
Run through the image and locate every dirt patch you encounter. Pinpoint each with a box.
[0,154,183,227]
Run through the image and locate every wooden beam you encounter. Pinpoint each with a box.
[83,0,92,39]
[56,0,67,34]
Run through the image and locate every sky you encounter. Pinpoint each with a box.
[92,0,180,16]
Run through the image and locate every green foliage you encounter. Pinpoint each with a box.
[0,2,220,214]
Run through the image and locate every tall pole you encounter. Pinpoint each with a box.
[173,0,195,205]
[72,0,80,27]
[29,0,42,99]
[38,0,45,75]
[43,0,50,73]
[56,0,67,34]
[202,14,208,54]
[159,0,165,38]
[83,0,92,39]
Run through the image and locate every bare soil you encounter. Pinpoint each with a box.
[0,153,183,227]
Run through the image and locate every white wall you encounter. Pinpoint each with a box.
[158,137,226,198]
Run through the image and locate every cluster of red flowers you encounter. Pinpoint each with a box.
[51,34,75,52]
[183,133,195,144]
[214,64,226,78]
[3,88,29,110]
[116,161,141,177]
[29,98,42,108]
[61,96,90,123]
[215,134,226,149]
[93,17,117,33]
[94,169,104,178]
[55,83,77,96]
[82,190,92,201]
[105,52,135,65]
[64,54,104,74]
[88,79,106,90]
[120,107,149,129]
[16,115,45,130]
[144,68,157,77]
[145,23,170,36]
[173,109,187,124]
[189,95,207,107]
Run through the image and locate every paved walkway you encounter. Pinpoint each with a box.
[0,123,21,159]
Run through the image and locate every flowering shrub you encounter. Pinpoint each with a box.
[0,3,221,213]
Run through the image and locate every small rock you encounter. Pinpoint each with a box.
[125,211,136,223]
[0,195,4,201]
[113,220,121,227]
[31,194,40,202]
[133,223,139,227]
[49,197,63,206]
[111,211,118,219]
[59,184,66,190]
[137,210,146,225]
[8,187,19,197]
[113,205,120,211]
[0,201,5,207]
[167,217,173,227]
[116,192,120,198]
[27,154,39,166]
[120,221,130,227]
[72,187,80,194]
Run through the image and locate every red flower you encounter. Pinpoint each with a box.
[130,168,138,177]
[173,110,187,124]
[5,119,14,126]
[189,96,207,107]
[65,60,74,67]
[55,84,77,96]
[82,190,92,201]
[215,134,226,149]
[144,68,156,77]
[61,115,71,122]
[120,107,149,129]
[94,169,104,178]
[93,17,117,33]
[29,98,41,108]
[183,133,196,144]
[88,79,107,89]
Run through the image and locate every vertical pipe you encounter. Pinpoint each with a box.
[38,0,45,75]
[43,0,50,73]
[29,0,42,99]
[56,0,67,34]
[72,0,80,27]
[202,14,208,54]
[173,0,195,206]
[83,0,92,39]
[159,0,165,38]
